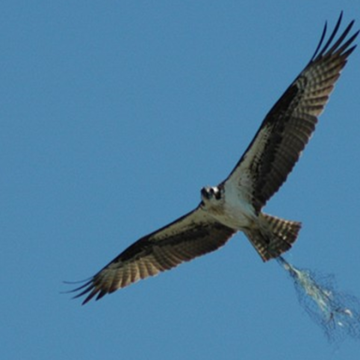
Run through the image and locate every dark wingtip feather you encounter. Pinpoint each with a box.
[318,11,344,57]
[82,288,99,305]
[310,12,358,62]
[95,290,108,302]
[63,278,98,305]
[310,19,327,61]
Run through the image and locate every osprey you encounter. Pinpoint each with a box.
[71,13,358,304]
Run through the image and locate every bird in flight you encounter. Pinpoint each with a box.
[70,13,358,304]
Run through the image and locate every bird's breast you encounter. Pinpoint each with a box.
[206,188,256,230]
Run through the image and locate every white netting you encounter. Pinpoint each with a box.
[277,256,360,344]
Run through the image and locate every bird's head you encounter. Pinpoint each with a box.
[201,186,222,204]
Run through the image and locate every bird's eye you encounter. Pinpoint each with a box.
[201,187,208,198]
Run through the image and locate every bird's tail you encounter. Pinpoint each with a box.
[244,213,301,262]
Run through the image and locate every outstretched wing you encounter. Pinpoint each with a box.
[224,13,358,212]
[71,207,235,304]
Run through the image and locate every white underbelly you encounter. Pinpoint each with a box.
[218,203,254,229]
[209,191,256,230]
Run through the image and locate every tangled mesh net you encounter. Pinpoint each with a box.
[277,256,360,344]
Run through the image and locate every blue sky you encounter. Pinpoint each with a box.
[1,1,360,359]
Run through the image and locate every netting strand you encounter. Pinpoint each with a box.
[277,256,360,343]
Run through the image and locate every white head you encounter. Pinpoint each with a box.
[201,186,222,206]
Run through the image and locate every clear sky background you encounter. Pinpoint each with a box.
[1,1,360,359]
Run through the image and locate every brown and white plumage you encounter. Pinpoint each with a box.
[225,14,358,212]
[70,13,358,304]
[73,209,236,303]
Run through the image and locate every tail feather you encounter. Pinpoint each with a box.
[244,213,301,262]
